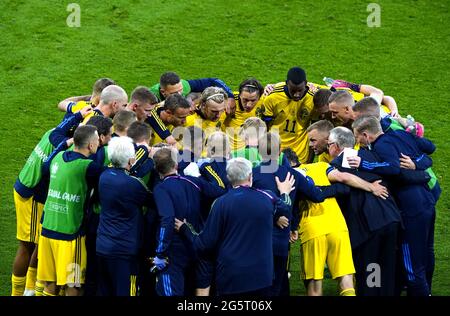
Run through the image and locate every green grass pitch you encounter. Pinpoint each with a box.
[0,0,448,296]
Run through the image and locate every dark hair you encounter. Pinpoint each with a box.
[113,110,137,133]
[160,72,181,88]
[93,78,116,96]
[287,67,306,84]
[164,94,191,112]
[86,115,113,137]
[131,86,158,105]
[282,148,300,167]
[74,125,97,148]
[153,147,177,175]
[127,121,152,143]
[313,89,333,108]
[239,78,264,96]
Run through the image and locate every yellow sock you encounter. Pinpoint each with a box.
[340,288,356,296]
[11,274,26,296]
[35,280,44,296]
[25,267,37,291]
[43,290,56,296]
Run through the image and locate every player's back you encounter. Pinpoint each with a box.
[296,162,348,244]
[97,168,148,257]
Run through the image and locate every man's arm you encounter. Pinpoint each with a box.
[144,110,172,142]
[359,84,384,105]
[176,199,223,255]
[154,187,176,258]
[327,168,389,199]
[381,95,399,118]
[413,136,436,155]
[49,113,81,147]
[187,78,234,98]
[49,106,92,147]
[194,176,227,198]
[200,164,226,189]
[58,95,91,112]
[364,141,402,175]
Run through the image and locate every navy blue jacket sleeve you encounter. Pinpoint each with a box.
[187,78,234,97]
[199,164,226,189]
[154,186,176,258]
[357,148,399,176]
[180,198,223,255]
[272,193,291,219]
[370,141,401,175]
[49,112,83,147]
[319,183,351,197]
[261,115,274,124]
[413,153,433,170]
[397,169,431,185]
[193,176,227,199]
[86,161,107,187]
[145,111,171,141]
[414,136,436,155]
[130,145,150,175]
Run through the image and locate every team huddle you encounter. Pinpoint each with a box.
[11,67,441,296]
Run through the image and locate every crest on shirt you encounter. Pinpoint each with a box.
[255,105,265,118]
[51,162,59,175]
[298,108,310,121]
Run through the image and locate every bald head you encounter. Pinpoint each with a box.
[100,85,128,105]
[98,85,128,118]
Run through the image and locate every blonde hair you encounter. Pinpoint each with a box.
[201,87,228,105]
[239,117,267,140]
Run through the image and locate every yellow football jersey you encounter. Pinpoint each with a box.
[308,82,364,100]
[184,110,226,157]
[150,124,175,146]
[70,100,92,114]
[223,92,265,151]
[318,152,333,163]
[82,108,103,124]
[296,162,348,244]
[263,83,314,164]
[185,110,226,138]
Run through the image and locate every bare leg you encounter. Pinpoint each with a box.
[307,279,323,296]
[12,241,35,276]
[196,287,210,296]
[338,274,356,296]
